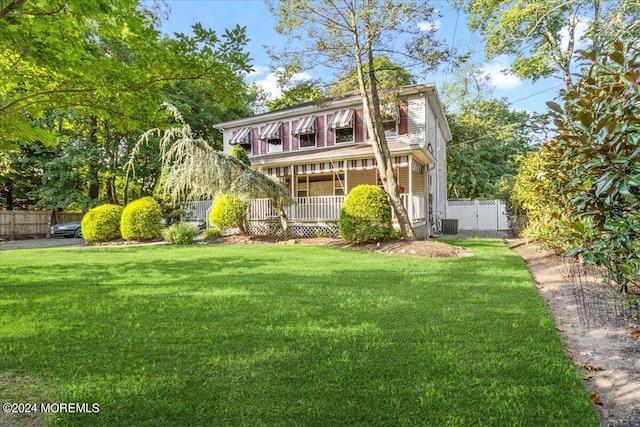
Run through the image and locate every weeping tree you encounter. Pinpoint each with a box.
[127,103,295,237]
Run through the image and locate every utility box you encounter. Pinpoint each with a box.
[442,218,459,235]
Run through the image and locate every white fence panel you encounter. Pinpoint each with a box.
[446,200,509,231]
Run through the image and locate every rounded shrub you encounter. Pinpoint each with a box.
[81,204,124,242]
[121,196,162,241]
[209,194,247,233]
[161,222,197,245]
[338,184,393,243]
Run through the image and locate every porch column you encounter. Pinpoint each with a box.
[408,155,414,222]
[344,161,349,194]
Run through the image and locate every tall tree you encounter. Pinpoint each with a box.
[268,0,454,240]
[0,0,252,150]
[453,0,640,88]
[442,64,543,199]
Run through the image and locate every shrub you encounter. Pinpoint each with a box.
[81,204,124,242]
[200,226,222,241]
[209,194,247,232]
[121,196,162,241]
[338,185,393,243]
[228,144,251,166]
[161,222,197,245]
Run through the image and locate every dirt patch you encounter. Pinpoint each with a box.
[0,372,47,427]
[508,239,640,427]
[214,235,473,258]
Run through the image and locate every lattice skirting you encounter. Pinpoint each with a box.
[247,220,340,238]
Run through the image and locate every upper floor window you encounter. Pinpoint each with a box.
[328,109,354,144]
[292,116,316,149]
[229,127,252,150]
[380,104,399,138]
[258,122,282,153]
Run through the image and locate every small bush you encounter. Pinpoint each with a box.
[338,185,393,243]
[81,204,124,242]
[200,226,222,241]
[209,194,247,232]
[161,222,197,245]
[228,144,251,166]
[121,196,162,241]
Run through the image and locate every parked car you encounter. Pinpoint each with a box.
[50,221,82,238]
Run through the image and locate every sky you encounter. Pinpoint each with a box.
[159,0,566,115]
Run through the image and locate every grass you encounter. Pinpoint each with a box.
[0,240,598,426]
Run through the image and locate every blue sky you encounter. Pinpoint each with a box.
[160,0,565,114]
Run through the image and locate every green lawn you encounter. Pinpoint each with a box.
[0,240,597,426]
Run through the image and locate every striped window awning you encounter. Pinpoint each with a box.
[258,122,282,140]
[348,156,409,171]
[291,116,316,135]
[264,166,292,177]
[328,109,354,129]
[229,127,252,145]
[295,161,345,175]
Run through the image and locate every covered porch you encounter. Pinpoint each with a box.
[246,143,434,238]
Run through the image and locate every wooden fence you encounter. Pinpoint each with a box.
[0,211,84,239]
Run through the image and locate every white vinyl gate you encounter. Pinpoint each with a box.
[445,200,509,231]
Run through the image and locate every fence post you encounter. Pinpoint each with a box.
[10,210,15,240]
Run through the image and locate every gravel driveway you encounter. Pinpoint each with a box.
[0,237,85,251]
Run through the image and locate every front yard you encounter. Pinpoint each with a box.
[0,240,597,426]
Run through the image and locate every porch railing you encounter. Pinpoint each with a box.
[249,194,425,222]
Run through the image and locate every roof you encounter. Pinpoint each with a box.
[250,142,435,168]
[214,83,452,141]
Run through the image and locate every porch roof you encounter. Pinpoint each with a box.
[250,142,434,169]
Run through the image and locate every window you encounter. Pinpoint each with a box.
[335,127,353,143]
[297,173,345,197]
[267,138,282,153]
[298,133,316,148]
[382,119,397,137]
[329,109,355,144]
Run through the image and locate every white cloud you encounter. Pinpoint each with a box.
[245,66,270,79]
[252,68,312,99]
[483,56,523,90]
[417,20,441,32]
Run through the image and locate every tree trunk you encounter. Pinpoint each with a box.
[353,6,416,240]
[88,115,100,200]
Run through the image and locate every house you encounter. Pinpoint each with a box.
[212,83,451,238]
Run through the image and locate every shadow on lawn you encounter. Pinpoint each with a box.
[0,242,597,426]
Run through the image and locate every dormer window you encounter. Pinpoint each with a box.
[329,109,354,144]
[292,116,316,149]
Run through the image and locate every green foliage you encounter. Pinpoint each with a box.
[547,42,640,292]
[330,56,417,95]
[442,64,542,200]
[161,222,198,245]
[510,147,572,249]
[200,226,222,241]
[339,185,393,243]
[120,196,162,241]
[209,194,248,232]
[453,0,639,87]
[81,204,124,242]
[265,80,324,111]
[228,144,251,166]
[0,0,252,150]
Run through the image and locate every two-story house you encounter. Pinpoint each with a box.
[212,83,450,238]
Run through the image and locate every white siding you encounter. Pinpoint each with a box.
[407,97,425,144]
